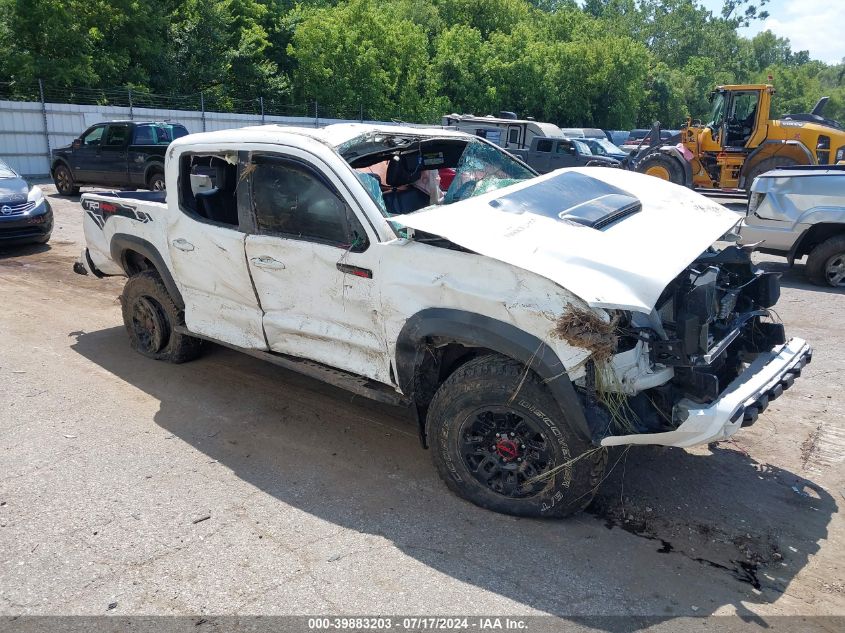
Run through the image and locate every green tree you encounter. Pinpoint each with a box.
[434,0,532,38]
[166,0,234,103]
[288,0,436,120]
[432,25,496,115]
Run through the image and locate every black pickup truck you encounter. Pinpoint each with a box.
[50,121,188,195]
[509,137,619,173]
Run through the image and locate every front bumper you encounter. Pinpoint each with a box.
[602,337,812,448]
[0,203,53,245]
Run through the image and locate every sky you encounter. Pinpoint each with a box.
[699,0,844,64]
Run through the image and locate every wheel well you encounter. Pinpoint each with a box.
[145,164,164,183]
[121,249,157,276]
[395,308,592,448]
[50,158,69,176]
[414,340,494,406]
[794,223,845,260]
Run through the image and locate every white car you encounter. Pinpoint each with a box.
[74,123,811,518]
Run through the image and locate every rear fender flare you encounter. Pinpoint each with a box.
[395,308,591,445]
[109,233,183,309]
[143,160,165,185]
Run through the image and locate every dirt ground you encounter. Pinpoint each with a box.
[0,185,843,624]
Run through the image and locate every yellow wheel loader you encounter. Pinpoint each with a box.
[627,84,845,190]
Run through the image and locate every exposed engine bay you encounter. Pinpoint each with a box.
[587,245,787,442]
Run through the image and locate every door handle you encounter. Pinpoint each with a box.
[250,255,286,270]
[171,238,195,252]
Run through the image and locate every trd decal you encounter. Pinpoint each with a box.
[83,199,152,229]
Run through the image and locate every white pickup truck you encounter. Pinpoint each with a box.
[75,123,811,518]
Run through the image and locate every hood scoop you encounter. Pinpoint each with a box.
[488,171,641,230]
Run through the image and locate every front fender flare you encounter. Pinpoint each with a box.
[395,308,591,445]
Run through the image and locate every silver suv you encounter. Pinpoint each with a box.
[739,166,845,287]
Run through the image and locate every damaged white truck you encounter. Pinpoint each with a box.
[75,124,811,518]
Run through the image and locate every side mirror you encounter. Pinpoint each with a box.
[72,139,82,150]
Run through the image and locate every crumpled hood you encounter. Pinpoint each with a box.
[393,168,739,313]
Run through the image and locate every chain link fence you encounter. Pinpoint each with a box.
[0,79,417,124]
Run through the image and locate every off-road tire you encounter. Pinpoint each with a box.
[743,156,798,198]
[147,171,166,192]
[53,164,80,196]
[805,235,845,288]
[636,152,685,185]
[427,354,607,518]
[120,271,202,363]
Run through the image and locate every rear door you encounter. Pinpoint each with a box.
[242,150,391,383]
[128,124,156,186]
[99,124,131,185]
[166,150,267,349]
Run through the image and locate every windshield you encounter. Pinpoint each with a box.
[342,134,535,218]
[444,140,534,203]
[708,92,726,128]
[586,139,622,156]
[571,140,591,155]
[0,159,17,178]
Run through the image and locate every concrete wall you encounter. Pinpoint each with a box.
[0,100,389,177]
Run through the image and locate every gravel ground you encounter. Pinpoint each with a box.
[0,185,843,623]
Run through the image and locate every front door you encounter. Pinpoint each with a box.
[99,124,130,185]
[166,151,266,349]
[72,124,106,182]
[549,140,579,169]
[243,150,391,383]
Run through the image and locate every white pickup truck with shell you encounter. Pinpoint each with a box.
[75,123,812,518]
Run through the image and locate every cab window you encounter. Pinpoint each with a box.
[81,126,105,147]
[732,92,759,124]
[104,125,129,147]
[177,152,241,228]
[250,155,368,251]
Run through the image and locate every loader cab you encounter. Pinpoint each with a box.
[702,86,770,151]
